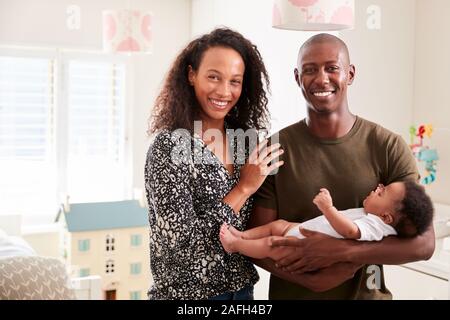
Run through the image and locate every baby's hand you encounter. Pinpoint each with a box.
[313,188,333,212]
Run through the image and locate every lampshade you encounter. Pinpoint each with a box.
[102,10,152,53]
[272,0,355,31]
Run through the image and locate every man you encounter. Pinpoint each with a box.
[249,33,435,299]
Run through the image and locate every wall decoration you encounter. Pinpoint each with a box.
[409,124,439,185]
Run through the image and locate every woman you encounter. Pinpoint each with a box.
[145,28,283,300]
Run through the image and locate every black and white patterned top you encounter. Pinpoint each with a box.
[145,130,259,300]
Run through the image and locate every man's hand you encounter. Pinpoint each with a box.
[271,228,351,273]
[252,257,362,293]
[313,188,333,212]
[299,262,364,292]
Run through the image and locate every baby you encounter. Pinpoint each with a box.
[220,181,434,260]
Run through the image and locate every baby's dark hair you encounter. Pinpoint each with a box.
[395,181,434,237]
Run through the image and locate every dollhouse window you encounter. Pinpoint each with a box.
[106,234,115,252]
[78,239,90,252]
[79,268,90,277]
[106,259,115,274]
[130,263,141,275]
[130,291,141,300]
[130,234,142,247]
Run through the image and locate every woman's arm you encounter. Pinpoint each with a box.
[147,133,284,239]
[147,133,241,237]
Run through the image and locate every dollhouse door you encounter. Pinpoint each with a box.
[105,289,116,300]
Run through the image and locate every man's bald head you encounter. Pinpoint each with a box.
[298,33,350,66]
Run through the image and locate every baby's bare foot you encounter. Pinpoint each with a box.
[219,224,238,253]
[227,225,243,238]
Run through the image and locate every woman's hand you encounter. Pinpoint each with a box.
[223,140,284,215]
[237,140,284,196]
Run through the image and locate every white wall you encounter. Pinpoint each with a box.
[191,0,311,134]
[127,0,191,193]
[0,0,192,197]
[340,0,416,140]
[191,0,417,139]
[0,0,103,49]
[341,0,450,204]
[2,0,447,214]
[21,225,61,258]
[413,0,450,204]
[340,0,450,204]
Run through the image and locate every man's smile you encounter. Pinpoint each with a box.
[312,90,335,97]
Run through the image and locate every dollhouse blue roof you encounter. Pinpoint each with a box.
[61,200,148,232]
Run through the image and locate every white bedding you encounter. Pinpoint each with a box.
[0,228,36,258]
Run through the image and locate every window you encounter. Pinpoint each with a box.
[0,49,129,225]
[0,56,57,218]
[130,262,141,275]
[106,234,115,252]
[79,268,90,277]
[129,291,141,300]
[106,259,115,274]
[66,60,127,202]
[130,234,142,247]
[78,239,90,252]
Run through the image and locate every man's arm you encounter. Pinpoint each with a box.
[272,226,435,273]
[255,257,362,292]
[345,226,435,264]
[248,205,362,292]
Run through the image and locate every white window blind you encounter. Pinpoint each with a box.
[0,51,129,225]
[0,56,57,217]
[66,60,126,202]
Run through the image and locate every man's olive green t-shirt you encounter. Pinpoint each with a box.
[254,116,418,299]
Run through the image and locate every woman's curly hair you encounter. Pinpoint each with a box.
[149,27,270,134]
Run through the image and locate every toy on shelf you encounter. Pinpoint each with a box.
[409,124,439,185]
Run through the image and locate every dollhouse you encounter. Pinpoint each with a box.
[56,200,150,300]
